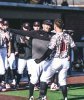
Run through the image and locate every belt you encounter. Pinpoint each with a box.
[54,56,68,59]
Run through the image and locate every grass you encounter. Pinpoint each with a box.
[0,85,84,100]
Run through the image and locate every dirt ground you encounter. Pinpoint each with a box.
[0,94,28,100]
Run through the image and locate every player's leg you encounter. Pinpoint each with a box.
[5,67,11,89]
[54,71,59,90]
[27,59,37,98]
[37,82,48,100]
[7,53,16,86]
[59,58,70,100]
[27,59,42,99]
[39,60,54,99]
[34,60,46,91]
[8,53,16,85]
[0,54,5,79]
[50,71,59,91]
[59,70,67,100]
[1,48,8,84]
[0,50,6,90]
[4,57,9,86]
[39,58,62,99]
[16,58,26,88]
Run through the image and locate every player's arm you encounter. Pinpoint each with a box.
[35,48,52,64]
[14,35,19,55]
[7,40,11,57]
[9,29,52,40]
[9,28,33,37]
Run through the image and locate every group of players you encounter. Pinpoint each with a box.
[0,17,80,100]
[0,18,58,90]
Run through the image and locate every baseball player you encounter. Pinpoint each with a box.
[35,18,80,100]
[33,21,41,91]
[33,21,40,31]
[10,20,54,100]
[27,20,53,100]
[15,22,32,89]
[3,20,17,89]
[0,18,10,89]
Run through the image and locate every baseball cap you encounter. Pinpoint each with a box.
[33,21,40,26]
[43,20,52,26]
[22,22,30,30]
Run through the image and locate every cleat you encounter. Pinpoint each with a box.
[50,83,59,91]
[1,85,6,92]
[34,86,39,91]
[28,96,34,100]
[37,96,47,100]
[13,84,20,90]
[6,84,11,89]
[42,96,47,100]
[1,81,5,86]
[11,79,16,85]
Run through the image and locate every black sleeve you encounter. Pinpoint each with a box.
[9,29,53,41]
[35,48,52,63]
[40,48,52,60]
[10,28,33,37]
[14,35,19,52]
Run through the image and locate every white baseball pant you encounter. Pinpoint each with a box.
[0,48,8,75]
[17,58,27,74]
[17,58,32,74]
[40,58,70,86]
[27,59,46,84]
[7,53,16,70]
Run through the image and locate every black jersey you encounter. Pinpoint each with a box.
[15,34,32,59]
[9,33,16,53]
[10,29,54,41]
[10,29,55,58]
